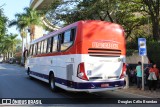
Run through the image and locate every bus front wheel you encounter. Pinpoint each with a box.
[27,68,32,79]
[49,73,58,92]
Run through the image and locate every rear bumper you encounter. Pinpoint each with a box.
[56,84,124,92]
[55,77,125,92]
[74,80,125,90]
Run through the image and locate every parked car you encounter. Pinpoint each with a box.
[9,58,15,64]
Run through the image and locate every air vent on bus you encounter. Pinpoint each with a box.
[88,48,121,57]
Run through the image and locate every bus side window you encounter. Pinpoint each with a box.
[60,33,64,44]
[29,45,33,56]
[43,39,47,53]
[37,42,41,54]
[41,41,44,54]
[33,44,36,55]
[57,34,61,52]
[60,30,73,51]
[71,28,76,41]
[52,35,58,52]
[36,43,38,55]
[34,43,38,55]
[47,37,52,53]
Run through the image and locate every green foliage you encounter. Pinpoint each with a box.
[16,46,22,52]
[0,7,8,41]
[127,37,160,68]
[147,41,160,68]
[9,7,44,38]
[47,0,154,40]
[47,0,160,66]
[14,54,21,64]
[0,33,21,54]
[126,34,154,55]
[142,0,160,40]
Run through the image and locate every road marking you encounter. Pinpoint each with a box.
[0,66,7,69]
[0,74,25,76]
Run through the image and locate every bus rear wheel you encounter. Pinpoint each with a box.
[49,73,58,92]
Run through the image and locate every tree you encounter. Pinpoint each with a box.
[9,7,44,64]
[0,6,8,60]
[47,0,148,40]
[0,33,21,60]
[142,0,160,40]
[9,7,44,45]
[22,7,44,41]
[0,6,7,45]
[9,13,28,64]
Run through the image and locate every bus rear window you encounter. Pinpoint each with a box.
[60,28,76,51]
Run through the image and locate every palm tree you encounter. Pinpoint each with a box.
[0,34,20,61]
[22,7,44,42]
[6,34,20,58]
[9,13,28,64]
[9,7,44,65]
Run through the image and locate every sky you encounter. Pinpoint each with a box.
[0,0,30,39]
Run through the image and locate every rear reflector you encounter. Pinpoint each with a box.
[120,63,126,79]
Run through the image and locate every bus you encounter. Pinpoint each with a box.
[25,20,126,92]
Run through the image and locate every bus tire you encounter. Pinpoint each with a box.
[49,73,58,92]
[27,68,32,79]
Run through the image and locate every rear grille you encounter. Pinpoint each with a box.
[108,76,119,79]
[88,48,121,57]
[89,77,103,80]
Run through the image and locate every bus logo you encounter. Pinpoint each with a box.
[92,42,119,49]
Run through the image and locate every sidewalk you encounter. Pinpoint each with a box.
[118,85,160,98]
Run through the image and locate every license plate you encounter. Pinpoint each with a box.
[101,84,109,88]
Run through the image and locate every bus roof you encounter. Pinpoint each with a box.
[30,21,79,44]
[30,20,123,45]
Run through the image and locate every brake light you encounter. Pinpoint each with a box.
[77,62,88,81]
[120,63,126,79]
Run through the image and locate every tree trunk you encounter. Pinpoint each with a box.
[26,33,28,49]
[152,18,159,40]
[7,52,9,60]
[21,37,24,65]
[3,54,5,61]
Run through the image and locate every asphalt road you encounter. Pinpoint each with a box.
[0,63,159,106]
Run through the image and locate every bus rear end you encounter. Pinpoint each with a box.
[74,20,126,92]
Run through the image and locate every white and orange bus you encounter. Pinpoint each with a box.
[25,20,126,92]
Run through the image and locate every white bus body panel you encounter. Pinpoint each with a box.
[25,54,125,92]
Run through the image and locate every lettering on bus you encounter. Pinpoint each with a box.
[92,42,119,49]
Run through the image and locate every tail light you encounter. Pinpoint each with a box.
[120,63,126,79]
[77,62,88,81]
